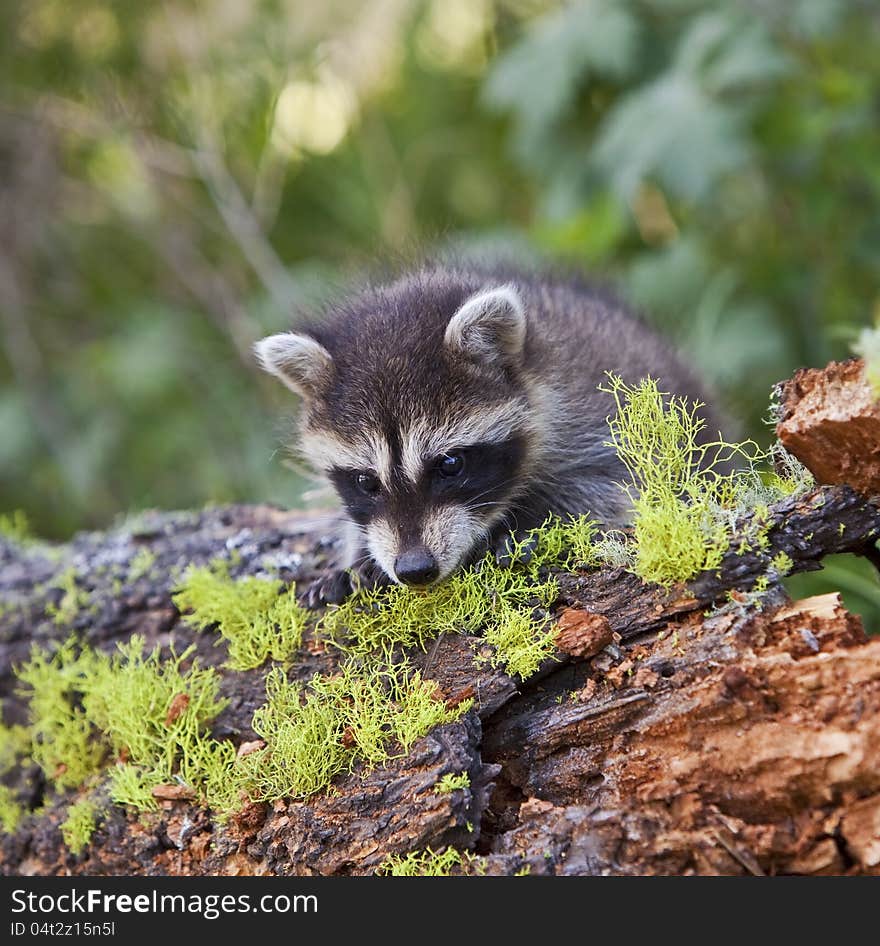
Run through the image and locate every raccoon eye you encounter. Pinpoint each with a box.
[437,451,465,478]
[354,472,381,496]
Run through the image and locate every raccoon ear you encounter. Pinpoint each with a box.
[444,285,526,367]
[253,332,333,399]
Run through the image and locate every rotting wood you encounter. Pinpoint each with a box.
[2,359,880,876]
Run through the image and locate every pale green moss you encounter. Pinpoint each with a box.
[770,551,794,576]
[527,514,598,570]
[481,602,557,679]
[16,635,228,805]
[379,846,483,876]
[854,323,880,397]
[0,510,32,543]
[128,547,157,582]
[602,376,811,587]
[0,723,31,774]
[173,563,307,670]
[108,763,161,811]
[604,376,738,585]
[15,638,108,788]
[320,546,559,679]
[14,624,472,816]
[45,569,92,627]
[436,772,470,793]
[0,785,23,834]
[237,662,471,802]
[61,798,98,855]
[0,723,30,835]
[82,636,229,805]
[183,738,239,813]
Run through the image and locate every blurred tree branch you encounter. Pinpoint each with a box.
[13,96,295,323]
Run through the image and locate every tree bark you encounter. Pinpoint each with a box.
[2,361,879,876]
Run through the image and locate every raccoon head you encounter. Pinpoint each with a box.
[255,280,542,586]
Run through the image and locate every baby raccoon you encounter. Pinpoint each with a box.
[255,263,725,606]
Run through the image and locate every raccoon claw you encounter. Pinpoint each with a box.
[301,562,390,609]
[493,530,538,568]
[303,569,353,609]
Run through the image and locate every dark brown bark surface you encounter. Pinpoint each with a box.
[2,362,880,876]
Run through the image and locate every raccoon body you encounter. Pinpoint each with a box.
[255,264,726,605]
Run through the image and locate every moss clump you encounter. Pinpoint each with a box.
[481,602,557,680]
[0,785,23,834]
[107,762,164,810]
[61,798,98,855]
[45,569,92,628]
[128,547,157,582]
[378,846,482,876]
[16,635,228,807]
[321,548,560,679]
[237,662,471,802]
[436,772,470,793]
[0,723,31,835]
[83,637,229,808]
[14,625,469,815]
[173,563,307,670]
[603,375,811,587]
[528,514,598,570]
[15,638,108,789]
[0,510,32,543]
[770,551,794,576]
[854,323,880,397]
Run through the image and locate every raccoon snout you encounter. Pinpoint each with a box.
[393,547,439,586]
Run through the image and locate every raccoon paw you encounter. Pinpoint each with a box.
[492,529,539,568]
[302,569,354,610]
[301,561,390,610]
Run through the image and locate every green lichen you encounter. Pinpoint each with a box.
[603,376,811,587]
[82,636,229,807]
[481,602,557,679]
[14,617,473,817]
[0,510,32,543]
[436,772,470,793]
[61,798,98,855]
[0,723,30,835]
[128,547,157,582]
[15,638,108,789]
[321,546,560,678]
[107,762,162,810]
[236,662,471,802]
[770,551,794,576]
[0,786,23,834]
[16,635,228,805]
[173,562,308,670]
[378,846,482,876]
[528,514,598,570]
[45,569,92,627]
[854,323,880,398]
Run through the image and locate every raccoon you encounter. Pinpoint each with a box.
[255,263,726,607]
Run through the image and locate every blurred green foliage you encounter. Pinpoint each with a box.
[1,0,878,620]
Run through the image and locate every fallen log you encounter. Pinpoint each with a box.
[1,360,879,876]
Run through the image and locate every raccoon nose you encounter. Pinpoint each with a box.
[394,547,439,586]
